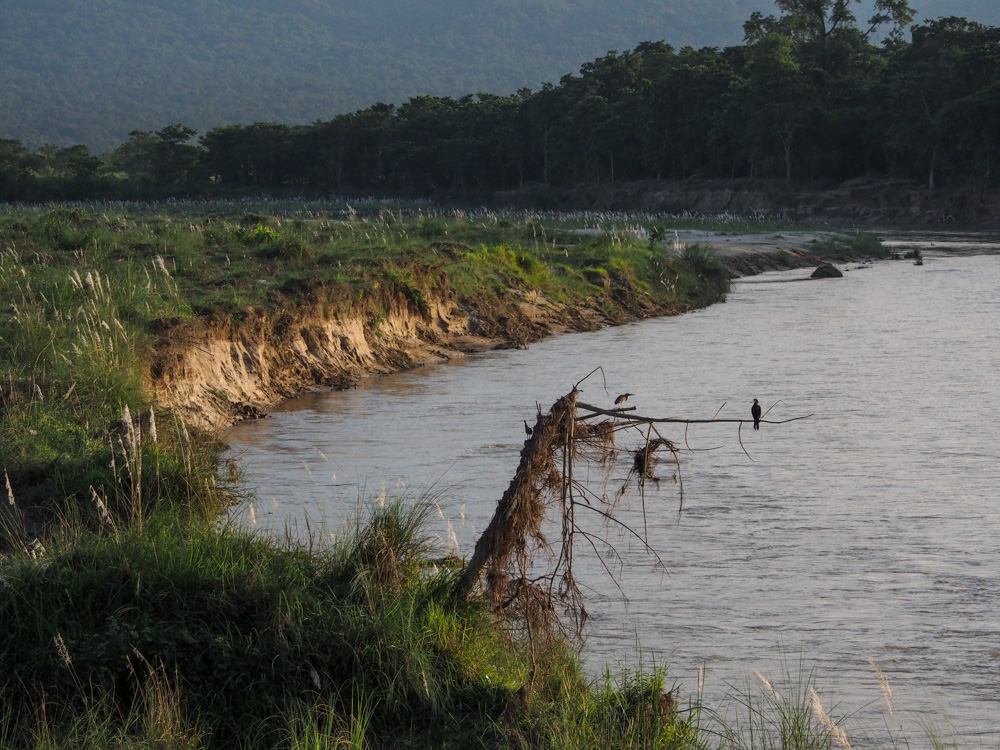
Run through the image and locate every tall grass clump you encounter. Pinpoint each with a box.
[0,209,222,539]
[0,660,208,750]
[0,501,510,746]
[456,245,552,292]
[516,663,697,750]
[706,662,856,750]
[677,245,730,306]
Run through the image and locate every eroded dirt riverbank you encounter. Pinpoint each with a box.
[151,236,845,432]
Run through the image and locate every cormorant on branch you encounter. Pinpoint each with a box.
[614,392,634,406]
[751,398,762,431]
[524,420,533,437]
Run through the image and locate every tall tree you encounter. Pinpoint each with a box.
[112,124,201,195]
[883,17,1000,188]
[738,34,814,180]
[745,0,914,49]
[0,140,31,200]
[201,123,300,189]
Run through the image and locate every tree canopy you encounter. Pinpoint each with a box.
[2,0,998,152]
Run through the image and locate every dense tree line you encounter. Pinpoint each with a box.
[1,0,803,153]
[2,5,998,202]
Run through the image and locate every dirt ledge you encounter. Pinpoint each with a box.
[150,248,830,433]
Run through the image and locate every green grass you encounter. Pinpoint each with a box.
[805,231,890,260]
[0,203,877,335]
[0,500,706,749]
[0,502,491,746]
[0,210,224,536]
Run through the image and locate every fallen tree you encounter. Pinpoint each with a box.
[455,374,812,642]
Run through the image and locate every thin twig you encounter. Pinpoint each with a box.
[577,401,812,425]
[738,421,754,462]
[575,528,628,601]
[568,479,603,506]
[577,405,636,420]
[574,366,606,391]
[573,503,666,570]
[762,399,786,418]
[650,424,683,516]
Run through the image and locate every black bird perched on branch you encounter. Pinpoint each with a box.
[524,420,533,437]
[751,399,762,430]
[614,393,634,406]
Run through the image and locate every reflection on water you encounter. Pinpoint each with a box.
[227,240,1000,742]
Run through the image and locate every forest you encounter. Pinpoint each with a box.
[1,2,998,202]
[0,0,793,152]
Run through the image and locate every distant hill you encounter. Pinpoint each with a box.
[1,0,996,152]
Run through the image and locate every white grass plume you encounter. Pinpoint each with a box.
[868,657,894,715]
[91,486,112,526]
[810,688,851,750]
[53,633,73,669]
[754,670,780,703]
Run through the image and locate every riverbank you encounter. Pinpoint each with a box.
[227,246,1000,748]
[6,203,880,522]
[150,222,876,432]
[0,202,888,748]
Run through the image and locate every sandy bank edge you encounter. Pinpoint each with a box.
[151,247,827,433]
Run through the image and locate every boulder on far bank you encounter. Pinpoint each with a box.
[811,263,844,279]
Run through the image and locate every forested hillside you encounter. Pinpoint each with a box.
[2,0,998,203]
[0,0,996,151]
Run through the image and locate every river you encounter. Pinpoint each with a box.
[225,233,1000,744]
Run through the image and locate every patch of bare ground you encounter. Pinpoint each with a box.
[720,247,824,277]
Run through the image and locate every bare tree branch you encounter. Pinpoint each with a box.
[455,384,811,641]
[577,401,813,425]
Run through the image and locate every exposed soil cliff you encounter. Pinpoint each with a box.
[149,247,830,433]
[151,286,623,432]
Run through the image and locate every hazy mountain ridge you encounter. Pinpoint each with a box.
[1,0,996,151]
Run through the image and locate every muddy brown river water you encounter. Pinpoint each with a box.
[226,232,1000,744]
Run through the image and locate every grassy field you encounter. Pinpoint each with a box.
[0,201,892,748]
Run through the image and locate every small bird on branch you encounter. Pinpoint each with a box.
[751,398,762,431]
[614,392,634,406]
[524,420,533,437]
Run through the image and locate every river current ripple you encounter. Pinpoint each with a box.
[227,235,1000,743]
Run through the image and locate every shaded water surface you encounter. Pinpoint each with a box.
[227,237,1000,742]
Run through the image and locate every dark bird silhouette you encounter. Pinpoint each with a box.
[751,398,762,431]
[614,392,634,406]
[523,420,533,437]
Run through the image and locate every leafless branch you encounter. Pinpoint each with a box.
[738,421,754,462]
[455,384,811,642]
[577,401,813,425]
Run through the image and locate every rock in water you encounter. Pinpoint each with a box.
[811,263,844,279]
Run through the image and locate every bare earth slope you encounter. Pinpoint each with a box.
[151,236,834,432]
